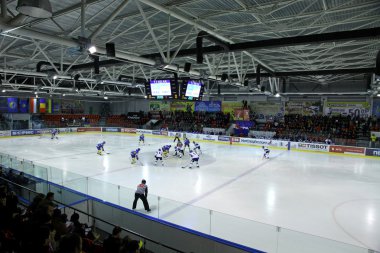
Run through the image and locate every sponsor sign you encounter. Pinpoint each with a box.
[77,127,101,132]
[136,129,153,134]
[161,131,168,136]
[194,101,221,112]
[202,135,217,141]
[121,128,137,133]
[102,127,121,132]
[297,143,329,152]
[324,101,370,118]
[365,148,380,157]
[0,131,10,137]
[11,130,39,136]
[240,138,272,145]
[152,130,161,135]
[218,136,230,142]
[58,128,76,133]
[329,145,365,154]
[231,137,240,143]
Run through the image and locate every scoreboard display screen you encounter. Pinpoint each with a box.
[145,79,178,99]
[181,79,204,101]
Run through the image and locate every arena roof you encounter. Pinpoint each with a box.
[0,0,379,99]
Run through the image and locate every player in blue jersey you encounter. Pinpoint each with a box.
[51,129,59,139]
[139,134,145,145]
[162,145,171,158]
[262,146,270,159]
[131,148,141,164]
[96,141,106,155]
[184,138,190,152]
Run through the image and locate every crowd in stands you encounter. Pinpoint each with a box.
[159,111,230,133]
[0,167,145,253]
[258,114,378,143]
[41,114,100,128]
[107,113,150,128]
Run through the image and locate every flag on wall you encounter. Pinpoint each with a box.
[47,99,52,113]
[7,98,18,113]
[39,98,46,113]
[19,99,29,113]
[29,98,37,113]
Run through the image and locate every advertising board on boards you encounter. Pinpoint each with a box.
[77,127,101,132]
[329,145,365,155]
[297,143,329,152]
[102,127,121,132]
[365,148,380,157]
[121,128,137,133]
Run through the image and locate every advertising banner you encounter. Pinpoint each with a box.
[127,112,141,120]
[222,102,242,117]
[77,127,101,132]
[329,145,365,155]
[250,101,285,121]
[324,101,370,118]
[372,99,380,118]
[122,128,137,133]
[39,98,46,113]
[202,134,217,141]
[365,148,380,157]
[234,109,250,120]
[297,143,329,152]
[285,101,322,116]
[11,130,39,136]
[194,101,221,112]
[152,130,161,135]
[149,101,171,111]
[102,127,121,132]
[230,137,240,143]
[170,101,194,112]
[161,131,168,136]
[136,129,153,134]
[240,138,272,145]
[218,136,230,142]
[0,131,11,137]
[203,127,226,134]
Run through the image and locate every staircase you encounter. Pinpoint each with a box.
[98,116,107,127]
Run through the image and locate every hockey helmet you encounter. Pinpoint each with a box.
[136,148,141,152]
[103,141,106,144]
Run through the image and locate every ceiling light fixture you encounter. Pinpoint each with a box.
[88,46,97,54]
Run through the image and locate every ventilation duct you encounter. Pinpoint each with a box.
[16,0,52,18]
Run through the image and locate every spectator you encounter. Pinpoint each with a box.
[57,233,82,253]
[103,226,122,253]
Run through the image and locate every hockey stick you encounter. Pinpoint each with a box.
[181,161,191,168]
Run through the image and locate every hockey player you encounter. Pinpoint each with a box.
[51,129,59,139]
[189,150,200,168]
[193,141,202,154]
[162,145,171,158]
[184,138,190,152]
[139,134,145,145]
[131,148,141,164]
[174,141,184,158]
[154,149,164,166]
[173,132,180,143]
[96,141,106,155]
[262,146,270,159]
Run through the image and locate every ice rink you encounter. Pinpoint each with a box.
[1,133,379,252]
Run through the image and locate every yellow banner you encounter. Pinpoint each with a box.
[170,101,195,112]
[149,101,170,111]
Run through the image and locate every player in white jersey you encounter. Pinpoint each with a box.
[262,146,270,159]
[189,150,199,168]
[193,141,202,154]
[154,148,164,166]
